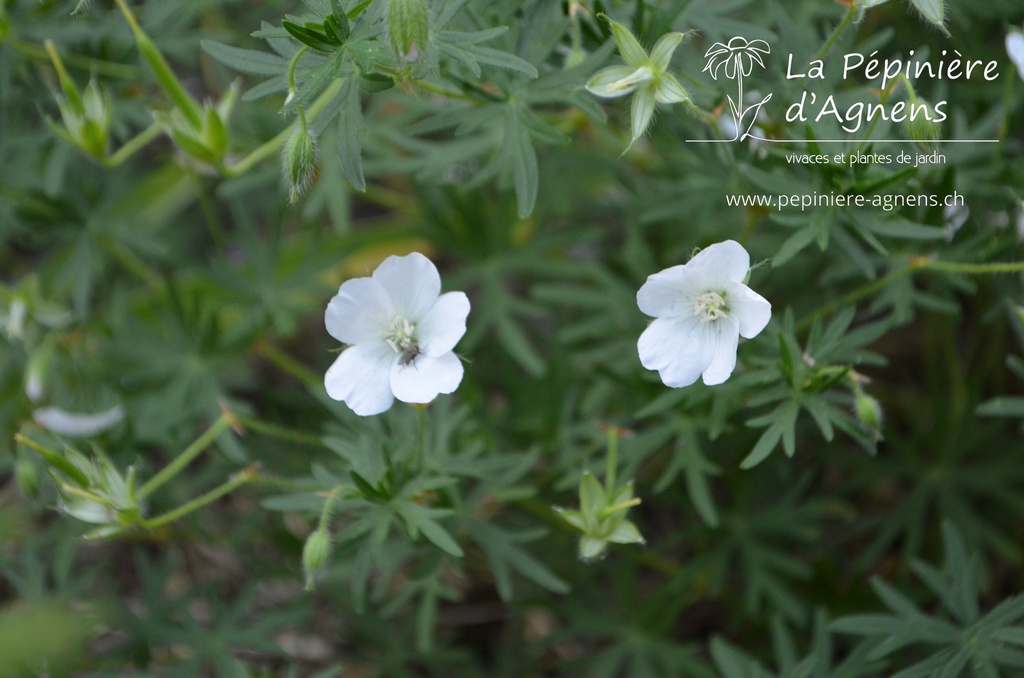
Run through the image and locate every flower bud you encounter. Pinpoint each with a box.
[282,122,318,203]
[388,0,430,62]
[902,101,940,147]
[854,388,884,441]
[302,529,331,590]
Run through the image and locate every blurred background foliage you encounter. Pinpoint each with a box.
[1,0,1023,675]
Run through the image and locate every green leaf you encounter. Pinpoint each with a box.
[397,503,463,557]
[337,77,366,192]
[282,20,338,53]
[468,520,569,598]
[505,112,538,218]
[494,312,545,377]
[200,41,287,75]
[977,397,1024,417]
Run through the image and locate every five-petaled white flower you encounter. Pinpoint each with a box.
[585,18,690,143]
[1007,30,1024,82]
[324,252,470,416]
[637,240,771,388]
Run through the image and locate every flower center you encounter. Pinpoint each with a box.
[608,65,655,93]
[694,291,728,323]
[382,316,417,353]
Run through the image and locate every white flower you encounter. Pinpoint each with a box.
[324,252,470,416]
[33,405,124,437]
[1007,31,1024,81]
[636,240,771,387]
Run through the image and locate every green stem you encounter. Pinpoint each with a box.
[13,38,139,79]
[136,413,235,500]
[410,77,475,102]
[569,1,583,60]
[224,78,343,176]
[195,175,228,250]
[256,341,321,388]
[318,489,340,532]
[43,40,82,110]
[104,122,163,167]
[114,0,203,128]
[288,46,310,95]
[918,260,1024,275]
[248,474,324,492]
[416,404,427,471]
[797,257,1024,331]
[815,4,856,63]
[141,465,256,528]
[605,426,619,495]
[96,234,166,292]
[239,417,325,447]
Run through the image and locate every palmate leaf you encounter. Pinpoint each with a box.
[467,519,569,598]
[831,522,1024,675]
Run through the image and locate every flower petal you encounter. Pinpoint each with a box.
[586,65,648,98]
[372,252,441,321]
[686,240,751,289]
[655,73,690,104]
[389,351,464,404]
[650,32,684,70]
[325,343,396,416]
[1007,32,1024,81]
[418,291,470,356]
[638,314,720,388]
[325,277,393,345]
[33,405,124,437]
[630,87,656,141]
[701,319,741,385]
[637,264,702,318]
[726,279,772,339]
[609,20,649,69]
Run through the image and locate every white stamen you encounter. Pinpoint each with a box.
[694,291,728,323]
[382,316,417,353]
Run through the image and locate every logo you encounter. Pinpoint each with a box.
[702,37,773,143]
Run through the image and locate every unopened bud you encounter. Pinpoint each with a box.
[854,389,884,441]
[388,0,430,62]
[302,529,331,591]
[283,122,318,203]
[903,101,940,147]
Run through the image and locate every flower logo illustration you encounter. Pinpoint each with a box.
[703,37,772,142]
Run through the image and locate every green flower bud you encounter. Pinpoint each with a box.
[388,0,430,62]
[282,122,318,203]
[854,388,884,441]
[302,530,331,591]
[903,101,940,148]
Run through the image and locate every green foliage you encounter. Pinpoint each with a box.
[832,523,1024,676]
[1,0,1023,674]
